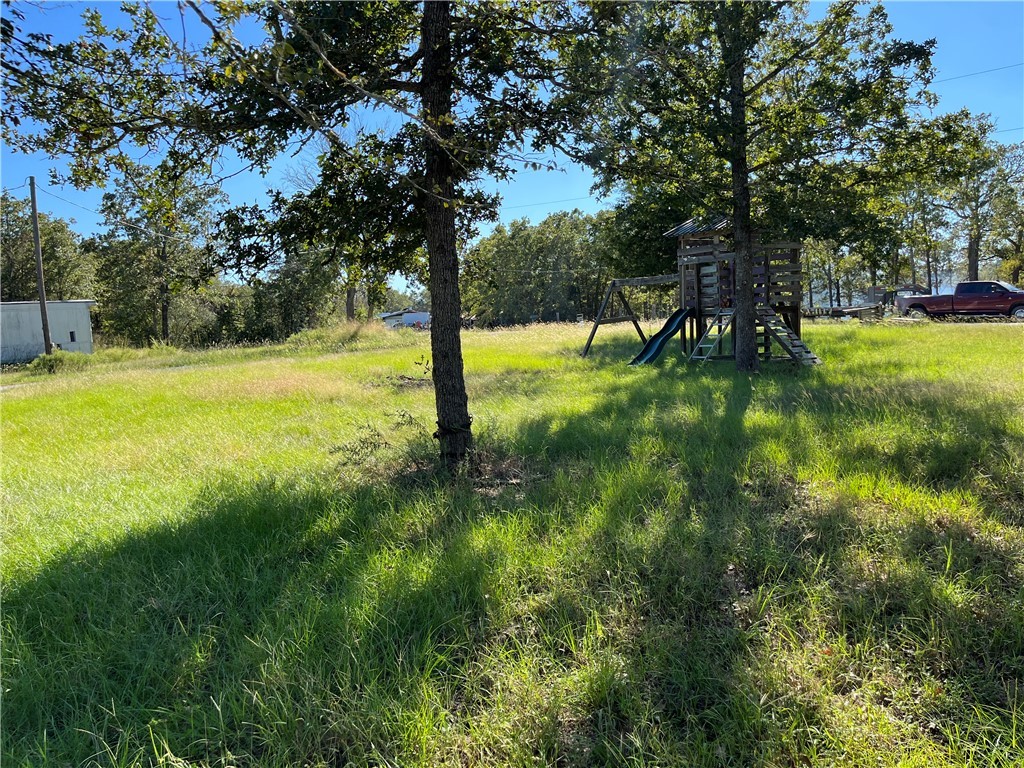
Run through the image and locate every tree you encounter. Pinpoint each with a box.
[1,190,95,302]
[83,235,161,344]
[463,211,614,326]
[803,239,869,308]
[563,0,935,371]
[278,140,418,322]
[249,251,344,340]
[600,191,696,280]
[986,143,1024,284]
[3,1,579,466]
[937,118,1010,281]
[92,165,223,343]
[898,182,950,292]
[380,284,419,314]
[213,142,427,332]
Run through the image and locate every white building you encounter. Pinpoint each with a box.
[1,300,97,364]
[380,309,430,329]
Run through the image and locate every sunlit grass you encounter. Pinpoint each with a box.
[2,320,1023,766]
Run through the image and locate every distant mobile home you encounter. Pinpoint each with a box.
[1,300,96,364]
[380,309,430,329]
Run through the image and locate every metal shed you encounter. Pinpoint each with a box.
[1,300,96,364]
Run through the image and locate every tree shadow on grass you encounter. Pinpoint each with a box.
[484,360,1023,765]
[4,354,1023,766]
[4,475,511,766]
[571,328,671,365]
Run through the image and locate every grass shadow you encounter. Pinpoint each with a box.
[4,474,508,765]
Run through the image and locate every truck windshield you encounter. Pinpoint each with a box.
[997,281,1022,292]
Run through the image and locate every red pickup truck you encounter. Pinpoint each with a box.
[896,281,1024,320]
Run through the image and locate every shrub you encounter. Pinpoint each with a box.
[25,350,93,375]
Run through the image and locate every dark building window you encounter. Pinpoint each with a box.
[69,330,77,343]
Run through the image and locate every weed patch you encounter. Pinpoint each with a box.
[24,349,93,375]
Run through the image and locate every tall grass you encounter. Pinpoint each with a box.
[0,321,422,385]
[2,321,1023,766]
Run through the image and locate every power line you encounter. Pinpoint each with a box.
[35,187,198,245]
[500,195,595,210]
[934,62,1023,83]
[995,126,1023,134]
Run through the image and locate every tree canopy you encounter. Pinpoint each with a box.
[1,190,94,303]
[3,0,589,464]
[562,0,939,369]
[462,210,616,326]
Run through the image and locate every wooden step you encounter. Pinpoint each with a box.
[756,307,820,365]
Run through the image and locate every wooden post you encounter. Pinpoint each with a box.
[616,289,648,345]
[679,261,688,354]
[791,247,802,338]
[29,176,53,356]
[581,283,614,357]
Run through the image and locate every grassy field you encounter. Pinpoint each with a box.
[3,320,1023,767]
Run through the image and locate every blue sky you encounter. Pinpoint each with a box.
[2,1,1022,242]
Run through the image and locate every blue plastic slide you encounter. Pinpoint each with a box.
[629,308,693,366]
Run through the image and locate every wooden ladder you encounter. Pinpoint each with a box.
[689,309,735,361]
[757,306,821,365]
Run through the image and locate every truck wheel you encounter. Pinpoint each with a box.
[1011,305,1024,321]
[907,306,929,319]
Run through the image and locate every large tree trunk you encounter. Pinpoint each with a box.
[366,285,376,322]
[966,229,981,281]
[716,6,758,373]
[345,284,356,321]
[422,0,472,467]
[1010,233,1023,284]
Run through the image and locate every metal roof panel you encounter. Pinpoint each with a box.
[663,214,731,238]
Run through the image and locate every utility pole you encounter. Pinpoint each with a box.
[29,176,53,355]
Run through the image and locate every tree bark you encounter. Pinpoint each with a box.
[715,6,758,373]
[422,0,472,467]
[1009,232,1023,284]
[966,229,981,281]
[345,284,356,321]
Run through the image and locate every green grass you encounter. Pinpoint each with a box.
[1,321,425,386]
[2,320,1023,767]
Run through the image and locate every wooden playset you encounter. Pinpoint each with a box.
[582,216,820,365]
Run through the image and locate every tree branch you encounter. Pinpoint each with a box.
[186,0,346,154]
